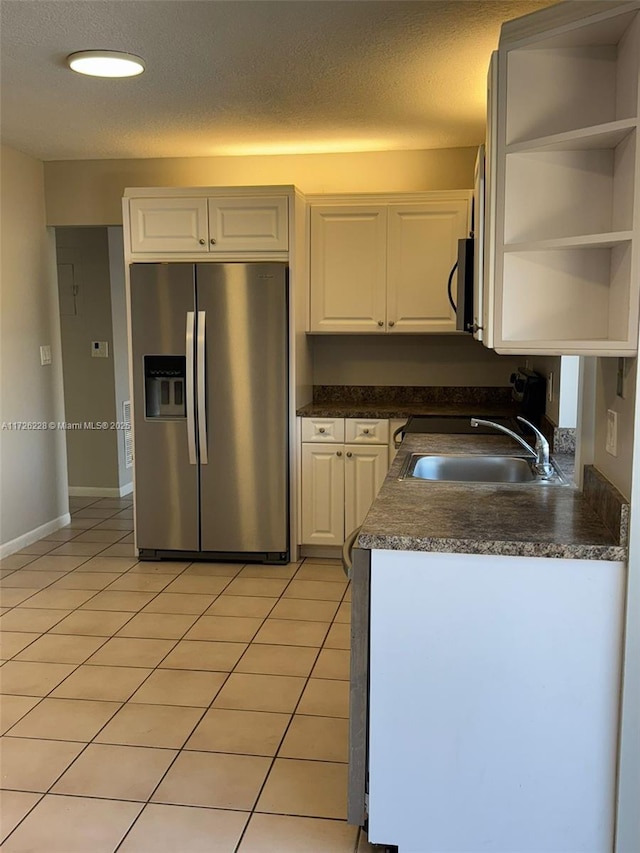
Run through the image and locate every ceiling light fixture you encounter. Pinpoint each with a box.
[66,50,145,78]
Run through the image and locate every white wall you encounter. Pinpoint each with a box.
[593,357,636,501]
[108,227,132,492]
[0,145,68,550]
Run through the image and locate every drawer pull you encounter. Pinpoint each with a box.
[346,451,353,458]
[363,428,370,435]
[318,427,325,434]
[336,451,343,457]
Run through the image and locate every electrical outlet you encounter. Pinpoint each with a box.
[547,372,553,403]
[606,409,618,456]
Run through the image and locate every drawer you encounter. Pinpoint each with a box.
[345,418,389,444]
[301,418,345,442]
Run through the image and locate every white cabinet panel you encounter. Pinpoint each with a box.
[208,196,288,252]
[345,418,389,444]
[301,443,345,545]
[344,445,388,536]
[130,198,208,253]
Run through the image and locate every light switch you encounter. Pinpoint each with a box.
[40,345,51,365]
[91,341,109,358]
[606,409,618,457]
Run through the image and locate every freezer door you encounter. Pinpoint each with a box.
[196,263,289,554]
[130,263,199,551]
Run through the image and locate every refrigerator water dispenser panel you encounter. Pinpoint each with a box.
[144,355,186,419]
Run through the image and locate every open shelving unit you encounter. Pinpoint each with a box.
[490,1,640,355]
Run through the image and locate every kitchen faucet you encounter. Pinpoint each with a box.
[470,416,554,479]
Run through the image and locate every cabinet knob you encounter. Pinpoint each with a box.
[336,451,342,457]
[210,238,216,245]
[388,320,395,327]
[363,428,370,435]
[318,427,325,434]
[346,451,353,458]
[377,320,384,327]
[199,238,206,245]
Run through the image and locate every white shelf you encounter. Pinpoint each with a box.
[505,118,636,154]
[504,233,633,252]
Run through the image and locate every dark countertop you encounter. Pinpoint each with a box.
[357,434,626,561]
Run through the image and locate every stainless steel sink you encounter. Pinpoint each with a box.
[399,453,566,485]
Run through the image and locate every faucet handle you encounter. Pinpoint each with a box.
[516,416,547,446]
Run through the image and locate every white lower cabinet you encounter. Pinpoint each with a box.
[301,419,389,546]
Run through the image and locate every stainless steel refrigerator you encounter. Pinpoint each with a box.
[129,262,289,563]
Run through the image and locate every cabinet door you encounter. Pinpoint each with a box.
[207,197,288,252]
[129,198,209,253]
[301,443,345,545]
[344,444,388,537]
[387,200,469,333]
[310,205,387,332]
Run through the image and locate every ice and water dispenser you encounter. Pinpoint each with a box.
[144,356,186,419]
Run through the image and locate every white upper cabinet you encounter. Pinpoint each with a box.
[485,1,640,356]
[309,193,471,334]
[128,194,288,255]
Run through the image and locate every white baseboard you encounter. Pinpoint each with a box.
[1,512,72,559]
[69,483,133,498]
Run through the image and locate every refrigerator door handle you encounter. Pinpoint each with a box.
[186,311,197,465]
[197,310,208,464]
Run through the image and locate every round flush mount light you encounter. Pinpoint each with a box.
[66,50,145,78]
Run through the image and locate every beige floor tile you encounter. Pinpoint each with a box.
[91,498,133,509]
[0,661,77,696]
[92,519,135,531]
[0,736,84,792]
[18,554,88,572]
[50,665,152,701]
[119,532,135,543]
[238,813,357,853]
[62,517,99,529]
[14,633,106,664]
[311,648,350,681]
[1,570,68,589]
[206,595,277,618]
[79,556,138,572]
[106,573,174,592]
[279,715,349,763]
[116,612,198,639]
[0,632,40,659]
[143,592,216,614]
[126,560,189,574]
[186,707,290,756]
[160,639,247,672]
[50,571,122,590]
[7,698,121,741]
[152,751,270,810]
[99,543,137,558]
[0,608,70,633]
[0,695,40,735]
[256,758,348,819]
[223,577,289,598]
[297,678,349,718]
[130,669,227,707]
[86,637,176,667]
[252,618,330,648]
[237,564,298,580]
[212,672,305,713]
[181,562,242,577]
[49,609,134,636]
[111,509,134,520]
[324,622,351,649]
[283,579,346,601]
[0,555,37,571]
[269,598,339,622]
[95,702,203,748]
[80,590,156,611]
[15,541,57,556]
[72,507,119,519]
[52,743,177,800]
[0,589,39,607]
[163,575,232,595]
[295,563,350,582]
[68,497,95,509]
[343,585,352,601]
[72,529,128,543]
[42,527,83,540]
[0,790,42,843]
[184,614,264,642]
[334,601,351,623]
[235,643,318,677]
[118,803,249,853]
[48,542,106,557]
[19,588,99,609]
[0,794,142,853]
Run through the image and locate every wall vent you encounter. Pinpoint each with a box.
[123,400,133,468]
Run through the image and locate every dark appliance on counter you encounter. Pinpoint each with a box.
[509,367,546,424]
[129,261,289,564]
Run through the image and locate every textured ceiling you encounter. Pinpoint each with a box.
[1,0,557,162]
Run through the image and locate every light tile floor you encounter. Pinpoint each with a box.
[0,497,375,852]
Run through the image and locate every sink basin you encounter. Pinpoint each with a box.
[399,454,566,485]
